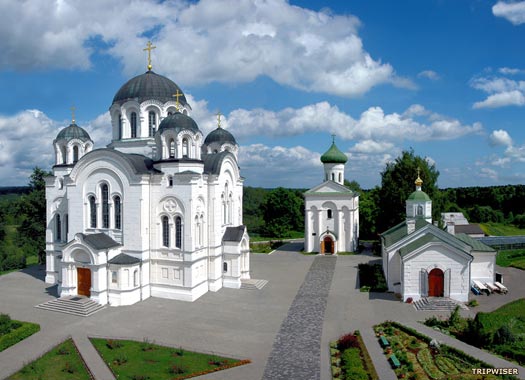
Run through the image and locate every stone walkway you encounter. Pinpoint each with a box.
[72,334,115,380]
[262,256,336,380]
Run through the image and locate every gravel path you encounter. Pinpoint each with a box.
[262,256,336,380]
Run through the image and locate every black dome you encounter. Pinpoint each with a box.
[55,123,91,141]
[112,71,188,106]
[157,112,200,134]
[204,127,237,145]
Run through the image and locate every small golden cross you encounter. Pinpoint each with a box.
[417,167,421,178]
[217,111,222,128]
[172,90,183,110]
[143,41,156,71]
[70,105,76,124]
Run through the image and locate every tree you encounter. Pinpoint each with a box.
[359,187,380,240]
[377,150,440,233]
[16,167,50,264]
[262,187,304,238]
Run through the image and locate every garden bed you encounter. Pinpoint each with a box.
[329,331,378,380]
[0,313,40,352]
[9,338,93,380]
[90,338,250,379]
[374,321,518,379]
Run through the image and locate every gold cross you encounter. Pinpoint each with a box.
[172,90,183,110]
[417,167,421,178]
[70,105,76,124]
[217,110,222,128]
[143,41,156,71]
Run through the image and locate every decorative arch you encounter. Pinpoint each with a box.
[319,230,337,255]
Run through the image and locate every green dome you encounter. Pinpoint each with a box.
[407,190,431,201]
[55,123,91,141]
[112,71,188,106]
[204,127,237,145]
[157,112,200,134]
[320,142,347,164]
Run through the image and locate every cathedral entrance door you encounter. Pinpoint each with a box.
[323,236,334,255]
[428,268,444,297]
[77,268,91,297]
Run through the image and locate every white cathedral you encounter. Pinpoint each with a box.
[44,50,250,306]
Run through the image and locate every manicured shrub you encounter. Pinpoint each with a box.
[341,348,368,380]
[0,321,40,352]
[337,333,359,351]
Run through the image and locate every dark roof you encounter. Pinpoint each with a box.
[454,233,495,252]
[454,224,485,235]
[203,151,236,175]
[204,127,237,146]
[80,233,120,250]
[55,123,91,142]
[82,149,159,175]
[157,112,200,134]
[223,226,246,242]
[112,70,188,106]
[108,253,141,265]
[320,142,348,164]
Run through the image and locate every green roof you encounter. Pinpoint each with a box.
[407,190,431,201]
[55,123,91,142]
[454,233,495,252]
[320,142,347,164]
[399,234,441,257]
[381,219,428,248]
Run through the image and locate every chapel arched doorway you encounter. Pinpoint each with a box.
[77,268,91,297]
[428,268,444,297]
[322,236,334,255]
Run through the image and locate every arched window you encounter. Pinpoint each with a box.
[182,138,189,158]
[56,214,61,242]
[65,214,69,237]
[61,145,66,164]
[228,193,233,224]
[162,216,170,247]
[169,139,175,158]
[101,184,109,228]
[133,270,138,287]
[168,176,173,187]
[327,209,332,219]
[338,173,342,183]
[168,111,173,116]
[73,146,79,163]
[118,114,122,139]
[114,196,121,230]
[200,215,204,246]
[130,112,137,138]
[222,194,227,224]
[195,216,200,247]
[417,205,424,216]
[89,196,96,228]
[148,111,156,137]
[331,173,335,181]
[175,216,182,249]
[223,262,228,272]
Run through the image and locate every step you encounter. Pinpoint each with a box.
[35,297,105,317]
[241,279,268,290]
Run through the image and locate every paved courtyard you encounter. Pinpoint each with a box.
[1,243,525,380]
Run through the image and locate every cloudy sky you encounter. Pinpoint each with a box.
[1,0,525,189]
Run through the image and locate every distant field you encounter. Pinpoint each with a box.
[479,223,525,236]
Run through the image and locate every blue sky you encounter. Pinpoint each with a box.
[1,0,525,189]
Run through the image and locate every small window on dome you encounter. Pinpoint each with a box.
[73,146,79,163]
[169,139,175,158]
[168,111,172,116]
[417,205,424,216]
[131,112,137,138]
[182,138,189,158]
[148,111,156,137]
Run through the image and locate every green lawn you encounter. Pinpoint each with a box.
[90,338,249,379]
[497,249,525,270]
[480,223,525,236]
[9,339,92,380]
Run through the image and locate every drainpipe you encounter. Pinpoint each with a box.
[106,250,110,306]
[140,261,143,301]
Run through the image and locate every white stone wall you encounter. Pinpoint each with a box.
[471,251,495,283]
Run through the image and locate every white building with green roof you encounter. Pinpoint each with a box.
[304,139,359,254]
[381,174,496,303]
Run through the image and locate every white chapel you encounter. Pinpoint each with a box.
[44,46,250,306]
[304,138,359,254]
[381,173,495,303]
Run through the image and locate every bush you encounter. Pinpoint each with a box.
[337,333,359,351]
[341,348,368,380]
[0,321,40,352]
[493,325,516,345]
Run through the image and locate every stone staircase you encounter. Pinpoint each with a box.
[241,279,268,290]
[35,296,105,317]
[413,297,468,311]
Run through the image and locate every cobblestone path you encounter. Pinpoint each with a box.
[262,256,336,380]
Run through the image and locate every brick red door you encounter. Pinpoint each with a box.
[77,268,91,297]
[428,268,444,297]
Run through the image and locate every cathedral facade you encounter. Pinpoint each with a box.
[45,54,250,306]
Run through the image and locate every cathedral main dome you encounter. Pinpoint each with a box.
[112,70,188,106]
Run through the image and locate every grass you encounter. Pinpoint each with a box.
[9,338,92,380]
[0,255,38,276]
[476,299,525,334]
[249,230,304,242]
[250,240,284,254]
[497,249,525,270]
[374,321,518,380]
[90,338,249,379]
[479,223,525,236]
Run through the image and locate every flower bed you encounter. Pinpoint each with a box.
[330,331,378,380]
[374,321,518,380]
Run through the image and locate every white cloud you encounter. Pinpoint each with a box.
[350,140,394,154]
[471,75,525,109]
[498,67,525,75]
[0,0,410,97]
[489,129,513,147]
[418,70,440,80]
[493,1,525,25]
[480,167,499,180]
